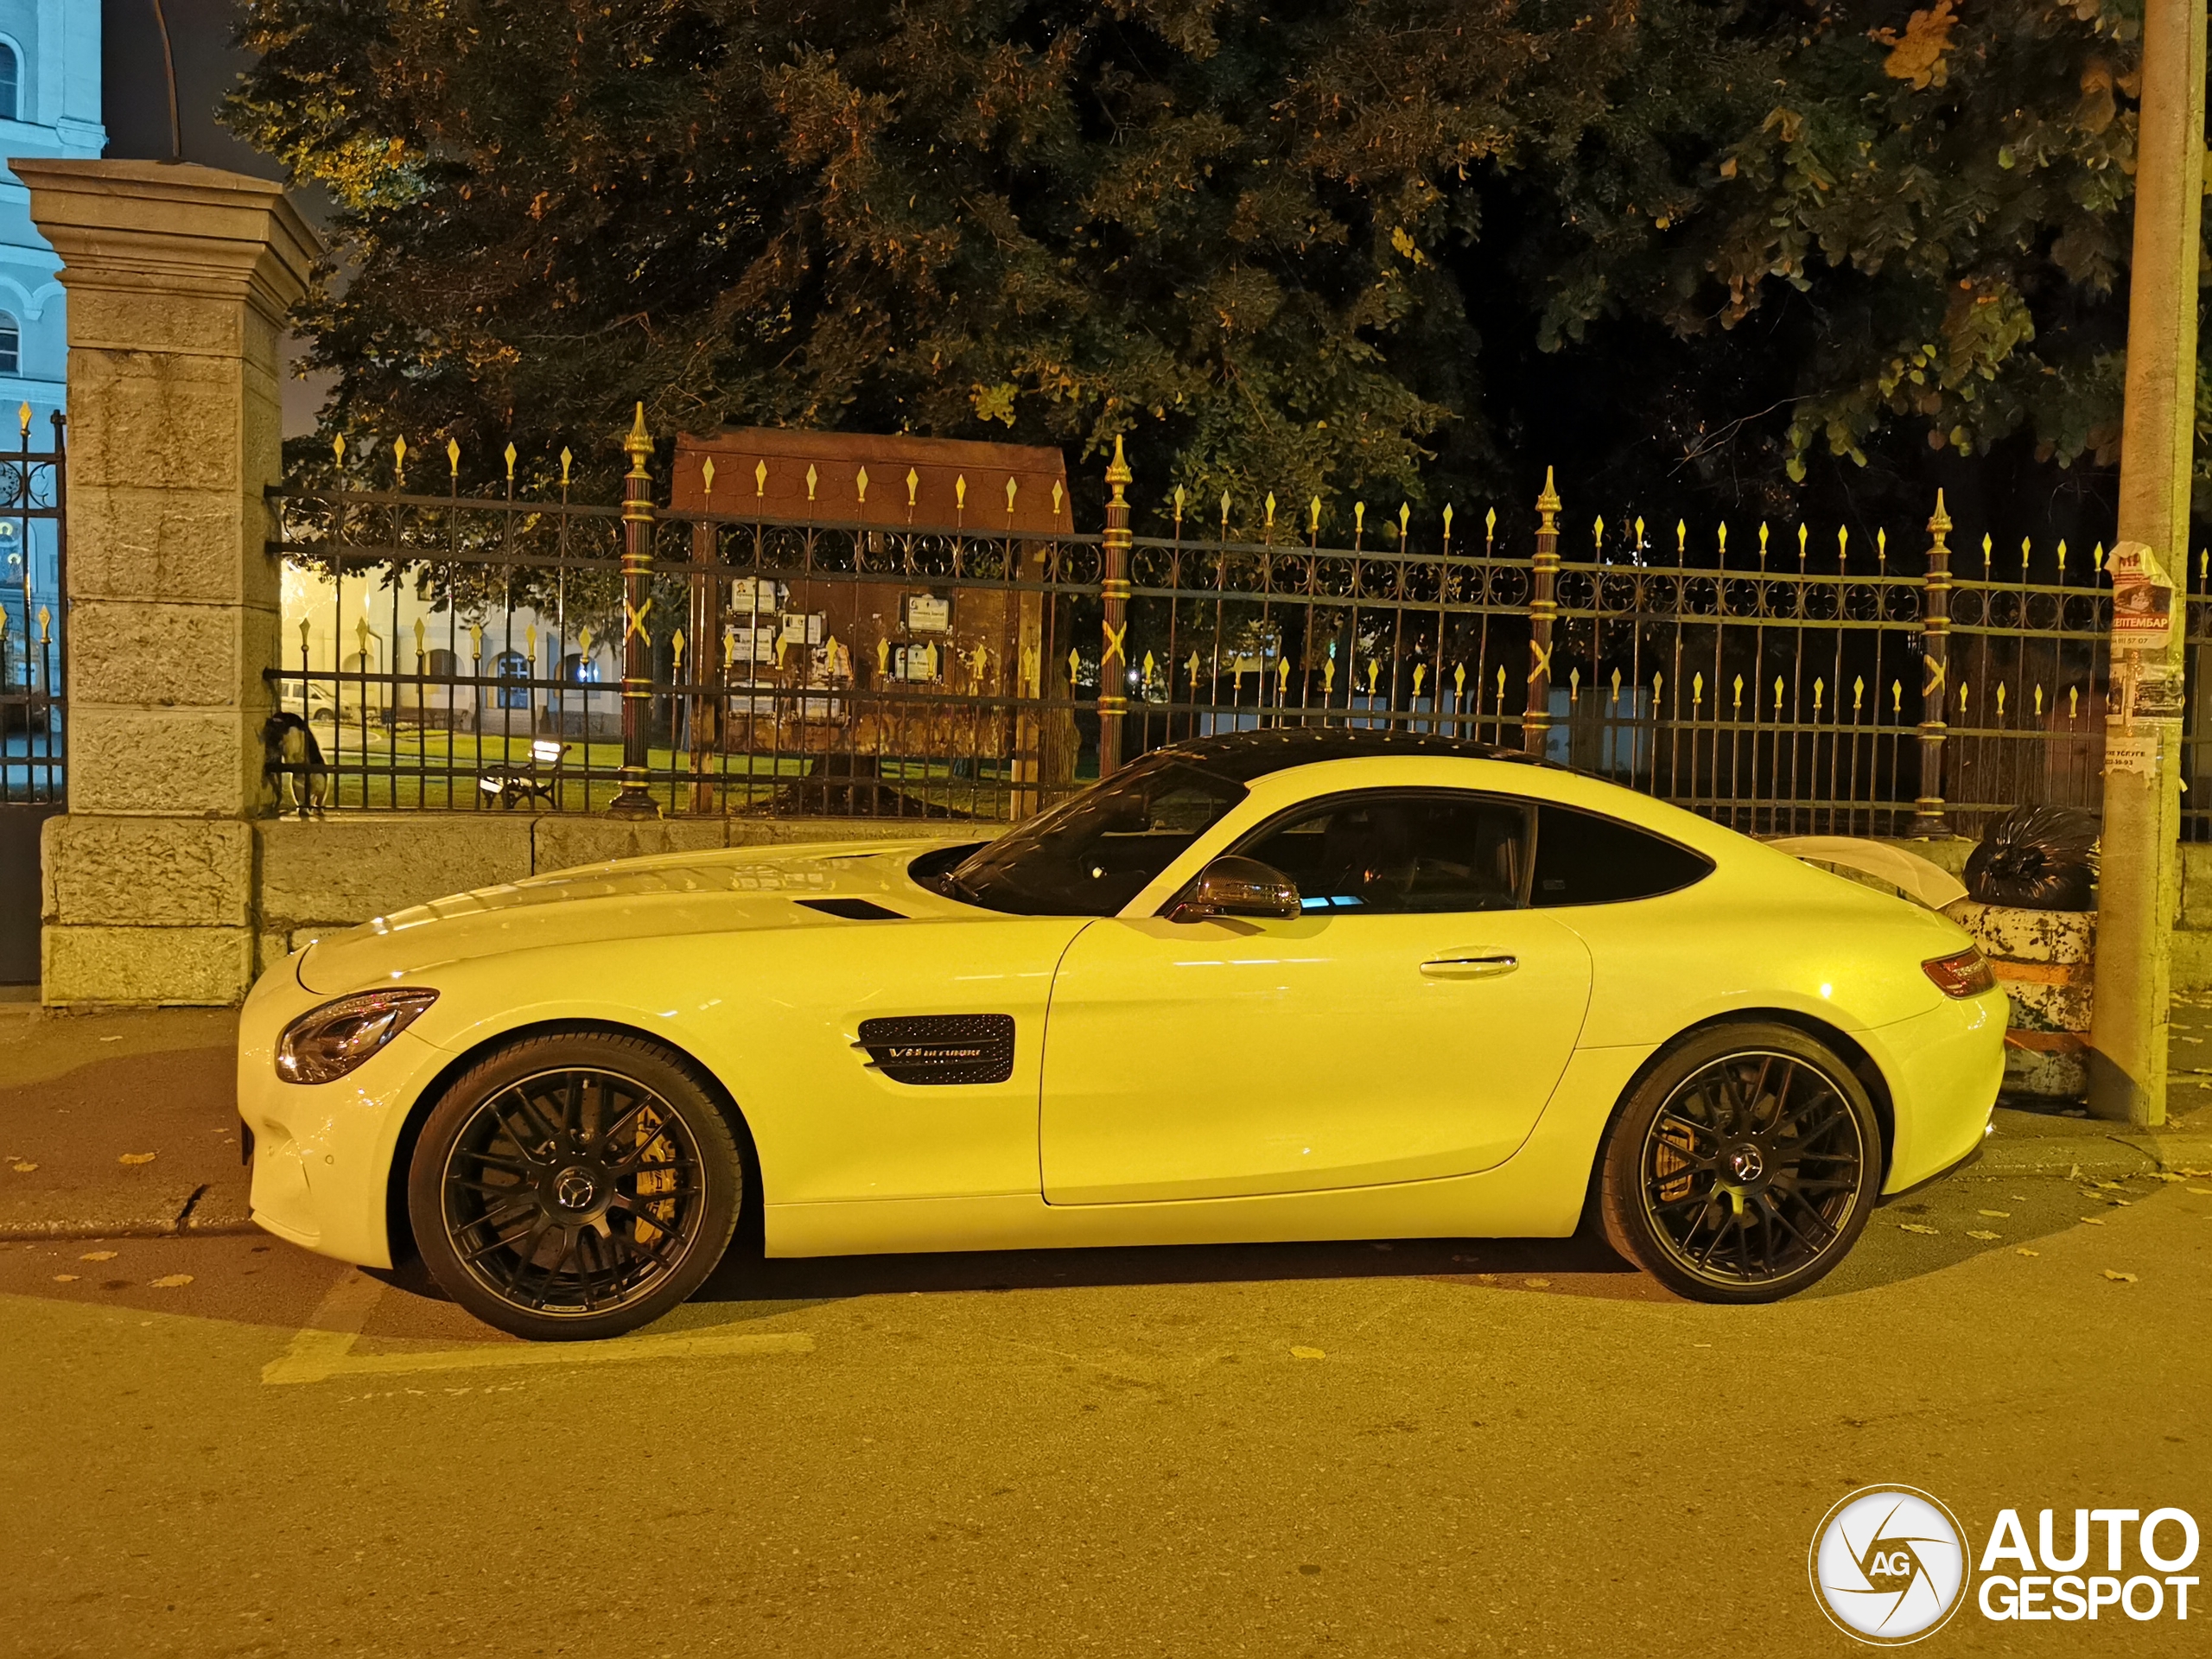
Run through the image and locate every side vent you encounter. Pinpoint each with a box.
[857,1014,1015,1085]
[798,897,906,921]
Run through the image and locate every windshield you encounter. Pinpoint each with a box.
[943,755,1248,915]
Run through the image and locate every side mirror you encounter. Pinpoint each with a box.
[1168,855,1302,923]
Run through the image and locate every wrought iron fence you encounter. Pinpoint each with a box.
[0,410,65,805]
[268,420,2193,836]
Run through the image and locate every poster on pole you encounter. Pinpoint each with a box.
[2107,540,2178,651]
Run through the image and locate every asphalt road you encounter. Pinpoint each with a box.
[2,1159,2208,1659]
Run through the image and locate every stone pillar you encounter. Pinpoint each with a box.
[18,160,321,1005]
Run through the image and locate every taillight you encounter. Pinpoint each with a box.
[1923,948,1996,998]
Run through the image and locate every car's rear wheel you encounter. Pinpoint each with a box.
[408,1032,743,1341]
[1599,1023,1880,1303]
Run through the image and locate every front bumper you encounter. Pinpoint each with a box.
[237,953,450,1268]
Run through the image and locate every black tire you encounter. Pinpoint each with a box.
[1599,1023,1881,1304]
[407,1031,743,1341]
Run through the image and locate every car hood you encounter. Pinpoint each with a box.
[295,836,981,995]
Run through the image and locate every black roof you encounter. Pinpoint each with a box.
[1143,728,1548,785]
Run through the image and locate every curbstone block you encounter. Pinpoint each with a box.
[41,925,256,1006]
[258,813,534,927]
[41,815,254,927]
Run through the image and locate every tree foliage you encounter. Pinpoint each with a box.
[232,0,2179,530]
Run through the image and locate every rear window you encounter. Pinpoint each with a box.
[1530,804,1712,906]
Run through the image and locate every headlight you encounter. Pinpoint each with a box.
[276,988,439,1084]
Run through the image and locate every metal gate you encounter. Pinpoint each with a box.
[0,412,66,984]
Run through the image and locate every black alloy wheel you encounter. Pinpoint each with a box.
[1599,1023,1881,1303]
[408,1033,743,1340]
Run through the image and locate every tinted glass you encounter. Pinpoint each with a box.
[945,756,1246,915]
[1529,804,1712,906]
[1235,791,1528,914]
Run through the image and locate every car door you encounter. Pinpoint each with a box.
[1039,789,1594,1205]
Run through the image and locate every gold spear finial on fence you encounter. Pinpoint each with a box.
[854,466,868,505]
[1106,433,1132,496]
[1006,475,1019,519]
[505,442,518,483]
[446,437,461,478]
[16,402,29,437]
[560,447,573,486]
[1265,493,1277,531]
[1308,495,1320,535]
[624,404,652,478]
[393,435,408,481]
[806,464,819,504]
[1928,486,1952,538]
[1536,466,1560,532]
[333,434,346,467]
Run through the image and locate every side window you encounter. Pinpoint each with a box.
[1236,791,1528,914]
[1530,804,1711,906]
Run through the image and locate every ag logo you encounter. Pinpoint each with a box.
[1809,1486,1970,1644]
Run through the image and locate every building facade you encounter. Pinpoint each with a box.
[0,1,102,620]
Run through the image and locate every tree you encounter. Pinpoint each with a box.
[232,0,2176,537]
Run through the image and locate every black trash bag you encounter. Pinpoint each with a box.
[1964,804,2100,910]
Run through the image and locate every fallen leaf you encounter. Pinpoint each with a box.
[118,1153,156,1166]
[2015,1248,2040,1257]
[1523,1278,1553,1289]
[98,1034,122,1043]
[2068,1164,2082,1180]
[78,1249,116,1262]
[2109,1198,2133,1207]
[1967,1230,1999,1241]
[1897,1223,1939,1236]
[149,1274,193,1289]
[2189,1187,2212,1196]
[2102,1269,2138,1284]
[2079,1217,2106,1225]
[9,1161,34,1173]
[52,1273,77,1283]
[1978,1209,2012,1217]
[1289,1345,1325,1360]
[2148,1172,2184,1183]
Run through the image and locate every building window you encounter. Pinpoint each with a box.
[493,649,531,709]
[0,316,18,378]
[0,44,18,123]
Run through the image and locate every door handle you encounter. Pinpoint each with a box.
[1420,952,1518,979]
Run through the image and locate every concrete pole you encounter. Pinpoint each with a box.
[2088,0,2205,1126]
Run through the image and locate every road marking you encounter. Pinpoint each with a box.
[262,1268,812,1384]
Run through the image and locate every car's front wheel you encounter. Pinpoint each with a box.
[1599,1023,1881,1303]
[408,1032,743,1340]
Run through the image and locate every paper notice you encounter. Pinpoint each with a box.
[2107,731,2161,775]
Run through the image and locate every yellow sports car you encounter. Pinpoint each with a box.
[238,729,2005,1339]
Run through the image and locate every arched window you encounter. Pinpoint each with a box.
[0,315,20,378]
[0,44,19,124]
[493,649,531,709]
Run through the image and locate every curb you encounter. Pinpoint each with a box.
[0,1215,262,1243]
[0,1179,258,1244]
[1980,1127,2212,1179]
